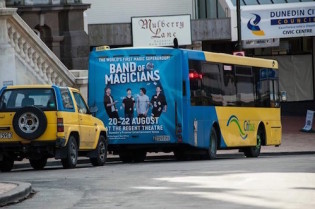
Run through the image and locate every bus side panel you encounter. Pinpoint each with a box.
[185,106,220,149]
[215,107,281,147]
[88,48,183,146]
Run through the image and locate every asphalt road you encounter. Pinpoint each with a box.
[1,154,315,209]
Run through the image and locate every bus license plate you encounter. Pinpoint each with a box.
[0,132,12,139]
[153,135,170,142]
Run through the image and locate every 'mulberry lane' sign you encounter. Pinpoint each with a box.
[132,15,191,47]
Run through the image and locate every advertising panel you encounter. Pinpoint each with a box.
[241,3,315,40]
[132,15,192,47]
[89,49,182,144]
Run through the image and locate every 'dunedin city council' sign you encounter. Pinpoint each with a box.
[241,2,315,40]
[132,15,192,47]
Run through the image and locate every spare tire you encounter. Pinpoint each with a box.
[13,106,47,140]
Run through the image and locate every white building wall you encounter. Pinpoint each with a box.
[83,0,194,24]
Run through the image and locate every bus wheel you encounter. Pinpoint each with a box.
[133,151,146,163]
[174,151,187,161]
[119,151,133,163]
[244,129,262,158]
[206,127,217,160]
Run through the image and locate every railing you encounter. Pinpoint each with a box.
[6,12,76,87]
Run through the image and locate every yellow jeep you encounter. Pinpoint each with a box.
[0,85,107,171]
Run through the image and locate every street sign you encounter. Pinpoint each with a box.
[242,38,280,49]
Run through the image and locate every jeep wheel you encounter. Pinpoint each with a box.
[29,158,48,170]
[61,136,78,169]
[0,156,14,172]
[13,106,47,140]
[90,135,107,166]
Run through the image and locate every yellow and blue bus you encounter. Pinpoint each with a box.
[88,47,281,162]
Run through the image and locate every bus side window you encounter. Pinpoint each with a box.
[270,80,280,108]
[255,68,279,108]
[189,60,203,106]
[235,66,255,107]
[201,63,222,106]
[222,66,237,106]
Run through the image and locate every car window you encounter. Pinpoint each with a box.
[73,92,89,114]
[60,88,74,110]
[0,88,56,111]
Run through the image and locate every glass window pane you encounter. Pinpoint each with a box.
[259,0,272,4]
[60,88,74,109]
[73,92,88,114]
[273,0,286,3]
[286,0,301,3]
[244,0,259,5]
[231,0,245,6]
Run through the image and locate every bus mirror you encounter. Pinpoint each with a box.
[280,91,287,102]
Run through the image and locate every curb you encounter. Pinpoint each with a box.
[12,151,315,169]
[0,181,32,207]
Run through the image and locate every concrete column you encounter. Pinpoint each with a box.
[0,1,17,87]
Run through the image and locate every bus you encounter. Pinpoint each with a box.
[88,47,282,162]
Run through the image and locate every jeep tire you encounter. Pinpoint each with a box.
[13,106,47,140]
[61,136,78,169]
[90,135,107,166]
[0,155,14,172]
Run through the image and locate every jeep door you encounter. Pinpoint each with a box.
[72,91,97,149]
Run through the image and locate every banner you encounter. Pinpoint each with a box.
[89,49,182,143]
[241,3,315,40]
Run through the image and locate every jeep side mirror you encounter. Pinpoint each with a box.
[280,91,287,102]
[89,106,98,114]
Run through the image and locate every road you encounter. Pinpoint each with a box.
[1,154,315,209]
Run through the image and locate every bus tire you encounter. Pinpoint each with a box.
[119,151,133,163]
[206,127,218,160]
[244,129,262,158]
[174,151,187,161]
[61,136,78,169]
[133,151,146,163]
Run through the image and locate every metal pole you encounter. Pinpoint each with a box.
[237,0,242,51]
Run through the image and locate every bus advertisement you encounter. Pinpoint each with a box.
[88,47,282,162]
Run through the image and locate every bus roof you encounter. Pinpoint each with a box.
[203,51,278,69]
[92,46,278,69]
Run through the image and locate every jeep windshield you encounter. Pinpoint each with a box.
[0,88,57,111]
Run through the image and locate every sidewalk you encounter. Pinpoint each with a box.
[0,116,314,206]
[0,182,32,206]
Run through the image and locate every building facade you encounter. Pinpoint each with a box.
[6,0,90,70]
[83,0,315,115]
[6,0,315,115]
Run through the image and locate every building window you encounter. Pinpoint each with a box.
[197,0,226,19]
